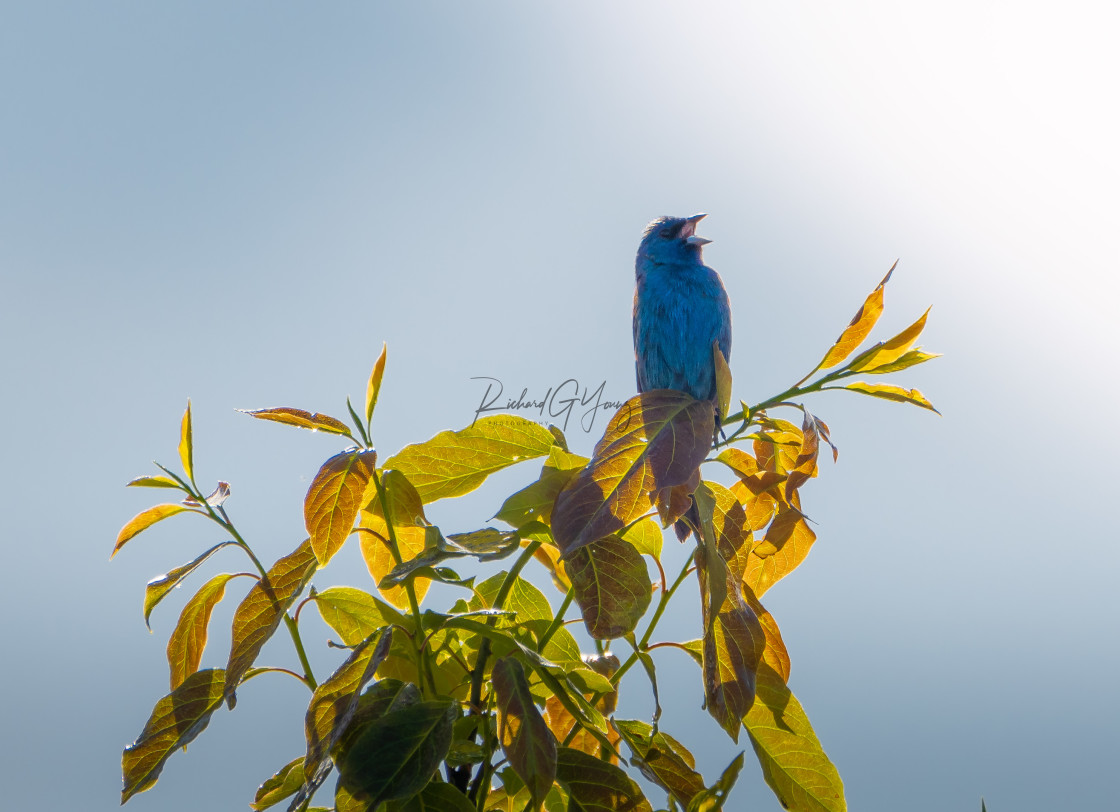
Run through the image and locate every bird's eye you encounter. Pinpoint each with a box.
[659,229,673,239]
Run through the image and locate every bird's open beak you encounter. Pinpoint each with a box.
[681,213,712,246]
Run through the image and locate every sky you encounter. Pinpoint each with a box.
[2,2,1118,811]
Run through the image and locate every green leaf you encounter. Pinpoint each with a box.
[120,668,226,803]
[179,400,194,482]
[223,539,318,707]
[555,746,652,812]
[335,699,457,807]
[391,780,476,812]
[143,541,238,628]
[713,340,732,425]
[816,263,894,370]
[305,448,378,567]
[312,587,405,647]
[112,503,196,558]
[834,381,939,413]
[239,406,353,436]
[250,758,304,811]
[383,414,556,503]
[167,572,244,690]
[614,719,704,809]
[745,669,846,812]
[846,306,931,372]
[380,528,520,589]
[566,536,652,640]
[494,656,558,807]
[495,446,589,528]
[687,752,745,812]
[552,391,715,558]
[365,343,388,424]
[127,475,182,489]
[297,629,394,809]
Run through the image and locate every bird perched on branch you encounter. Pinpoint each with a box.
[633,213,731,538]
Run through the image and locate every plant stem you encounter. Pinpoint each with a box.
[537,588,573,652]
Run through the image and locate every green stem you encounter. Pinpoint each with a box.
[537,588,573,652]
[371,468,437,697]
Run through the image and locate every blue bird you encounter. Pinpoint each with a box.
[633,213,731,408]
[633,213,731,539]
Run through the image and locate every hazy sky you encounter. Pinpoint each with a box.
[2,3,1117,811]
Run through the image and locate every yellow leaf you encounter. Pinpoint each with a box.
[743,502,816,597]
[113,503,193,558]
[713,340,732,425]
[847,307,931,372]
[179,400,194,482]
[817,263,894,370]
[860,348,941,375]
[166,573,241,690]
[365,343,388,424]
[839,381,939,413]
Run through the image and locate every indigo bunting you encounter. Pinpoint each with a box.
[633,213,731,539]
[633,213,731,407]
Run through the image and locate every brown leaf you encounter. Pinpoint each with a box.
[613,719,705,809]
[654,468,700,530]
[694,481,752,584]
[555,746,652,812]
[304,449,378,567]
[698,554,765,742]
[239,406,353,436]
[566,536,653,640]
[365,342,388,424]
[552,391,715,558]
[817,262,895,370]
[112,503,195,558]
[223,539,318,706]
[493,657,558,806]
[783,411,821,501]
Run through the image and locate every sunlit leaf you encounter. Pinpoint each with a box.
[179,400,194,482]
[552,391,714,558]
[621,516,663,560]
[817,263,894,370]
[239,406,353,436]
[120,668,226,803]
[494,656,558,806]
[555,746,652,812]
[297,629,394,809]
[251,758,304,811]
[745,668,846,812]
[847,307,930,372]
[544,653,619,761]
[312,587,405,647]
[167,572,245,690]
[495,446,589,528]
[335,699,456,807]
[694,481,752,583]
[614,719,704,808]
[834,381,939,413]
[859,348,940,375]
[143,541,238,628]
[224,539,318,707]
[365,343,388,424]
[113,503,196,558]
[392,780,476,811]
[305,449,378,567]
[687,752,745,812]
[696,542,765,742]
[742,496,816,598]
[383,414,556,503]
[567,536,652,640]
[713,340,732,426]
[127,475,182,489]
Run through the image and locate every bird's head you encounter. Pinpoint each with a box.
[637,213,712,267]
